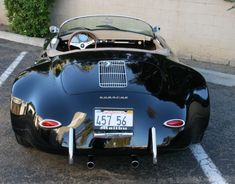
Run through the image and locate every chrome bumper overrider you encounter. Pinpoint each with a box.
[151,127,157,165]
[67,127,158,166]
[68,128,74,164]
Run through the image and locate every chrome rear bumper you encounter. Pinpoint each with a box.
[67,127,158,166]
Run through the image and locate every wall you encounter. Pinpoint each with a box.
[1,0,235,66]
[0,0,8,25]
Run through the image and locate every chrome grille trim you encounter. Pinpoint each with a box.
[98,60,127,88]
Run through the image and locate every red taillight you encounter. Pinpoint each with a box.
[163,119,185,128]
[39,119,62,129]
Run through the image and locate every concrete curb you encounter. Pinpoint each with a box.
[193,67,235,87]
[0,31,44,47]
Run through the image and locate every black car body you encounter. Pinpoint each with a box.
[10,15,210,167]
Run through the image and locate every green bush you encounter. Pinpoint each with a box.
[4,0,55,37]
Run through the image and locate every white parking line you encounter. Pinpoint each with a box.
[0,51,27,87]
[190,144,228,184]
[194,67,235,87]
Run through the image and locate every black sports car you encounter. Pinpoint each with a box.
[10,15,210,169]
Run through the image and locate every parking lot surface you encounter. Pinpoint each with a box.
[0,39,234,184]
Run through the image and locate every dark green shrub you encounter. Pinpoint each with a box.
[4,0,55,37]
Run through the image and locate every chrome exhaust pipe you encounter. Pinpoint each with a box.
[130,155,139,168]
[87,156,95,169]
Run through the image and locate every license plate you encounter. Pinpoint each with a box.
[94,108,133,131]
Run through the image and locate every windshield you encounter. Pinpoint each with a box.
[59,15,154,37]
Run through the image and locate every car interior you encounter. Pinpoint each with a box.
[48,30,163,53]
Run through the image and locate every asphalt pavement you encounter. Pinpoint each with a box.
[0,39,234,184]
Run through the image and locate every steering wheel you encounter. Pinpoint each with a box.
[68,31,97,50]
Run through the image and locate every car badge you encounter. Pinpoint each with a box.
[99,96,128,100]
[104,61,111,67]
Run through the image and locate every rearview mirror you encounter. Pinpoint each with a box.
[153,26,161,33]
[49,26,59,34]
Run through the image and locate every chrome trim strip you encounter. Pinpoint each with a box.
[163,119,185,128]
[151,127,157,165]
[94,132,133,138]
[68,128,74,164]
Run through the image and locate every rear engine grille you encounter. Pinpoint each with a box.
[98,60,127,88]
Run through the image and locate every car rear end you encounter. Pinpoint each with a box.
[10,50,209,167]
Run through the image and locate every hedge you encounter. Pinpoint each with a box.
[4,0,55,37]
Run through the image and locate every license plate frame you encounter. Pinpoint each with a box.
[93,108,134,131]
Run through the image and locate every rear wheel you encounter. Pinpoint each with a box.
[191,131,204,143]
[15,134,32,147]
[187,101,210,144]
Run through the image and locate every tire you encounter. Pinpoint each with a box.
[187,102,209,144]
[191,131,204,143]
[15,134,32,147]
[187,115,208,144]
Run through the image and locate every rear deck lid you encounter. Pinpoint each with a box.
[59,51,164,95]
